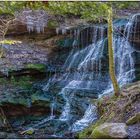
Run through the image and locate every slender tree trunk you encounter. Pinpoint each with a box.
[107,7,120,96]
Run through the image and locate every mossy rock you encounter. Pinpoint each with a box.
[126,112,140,125]
[78,125,94,139]
[90,123,127,139]
[78,113,108,139]
[25,64,46,73]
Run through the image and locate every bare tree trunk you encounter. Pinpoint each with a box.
[107,7,120,96]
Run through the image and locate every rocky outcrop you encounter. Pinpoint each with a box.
[0,88,51,116]
[0,34,74,78]
[6,20,56,40]
[0,41,48,77]
[90,123,127,139]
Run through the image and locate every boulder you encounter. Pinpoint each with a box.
[90,123,128,139]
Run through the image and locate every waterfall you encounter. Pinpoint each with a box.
[102,14,136,96]
[116,14,136,84]
[57,27,107,131]
[59,82,74,121]
[114,37,135,84]
[29,14,138,136]
[70,104,97,132]
[58,14,136,131]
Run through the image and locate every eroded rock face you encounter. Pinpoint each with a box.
[91,123,128,139]
[0,89,51,116]
[0,42,48,77]
[6,20,56,39]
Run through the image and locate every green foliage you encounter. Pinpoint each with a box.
[0,1,46,15]
[0,1,139,21]
[0,2,25,15]
[112,2,139,9]
[47,2,108,21]
[47,2,140,22]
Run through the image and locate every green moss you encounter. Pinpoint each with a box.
[78,125,93,139]
[91,127,109,139]
[25,63,46,73]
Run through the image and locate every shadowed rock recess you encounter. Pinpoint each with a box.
[0,11,140,139]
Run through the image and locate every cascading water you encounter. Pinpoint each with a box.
[58,27,107,129]
[115,15,136,83]
[70,104,97,132]
[27,14,138,137]
[102,14,136,96]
